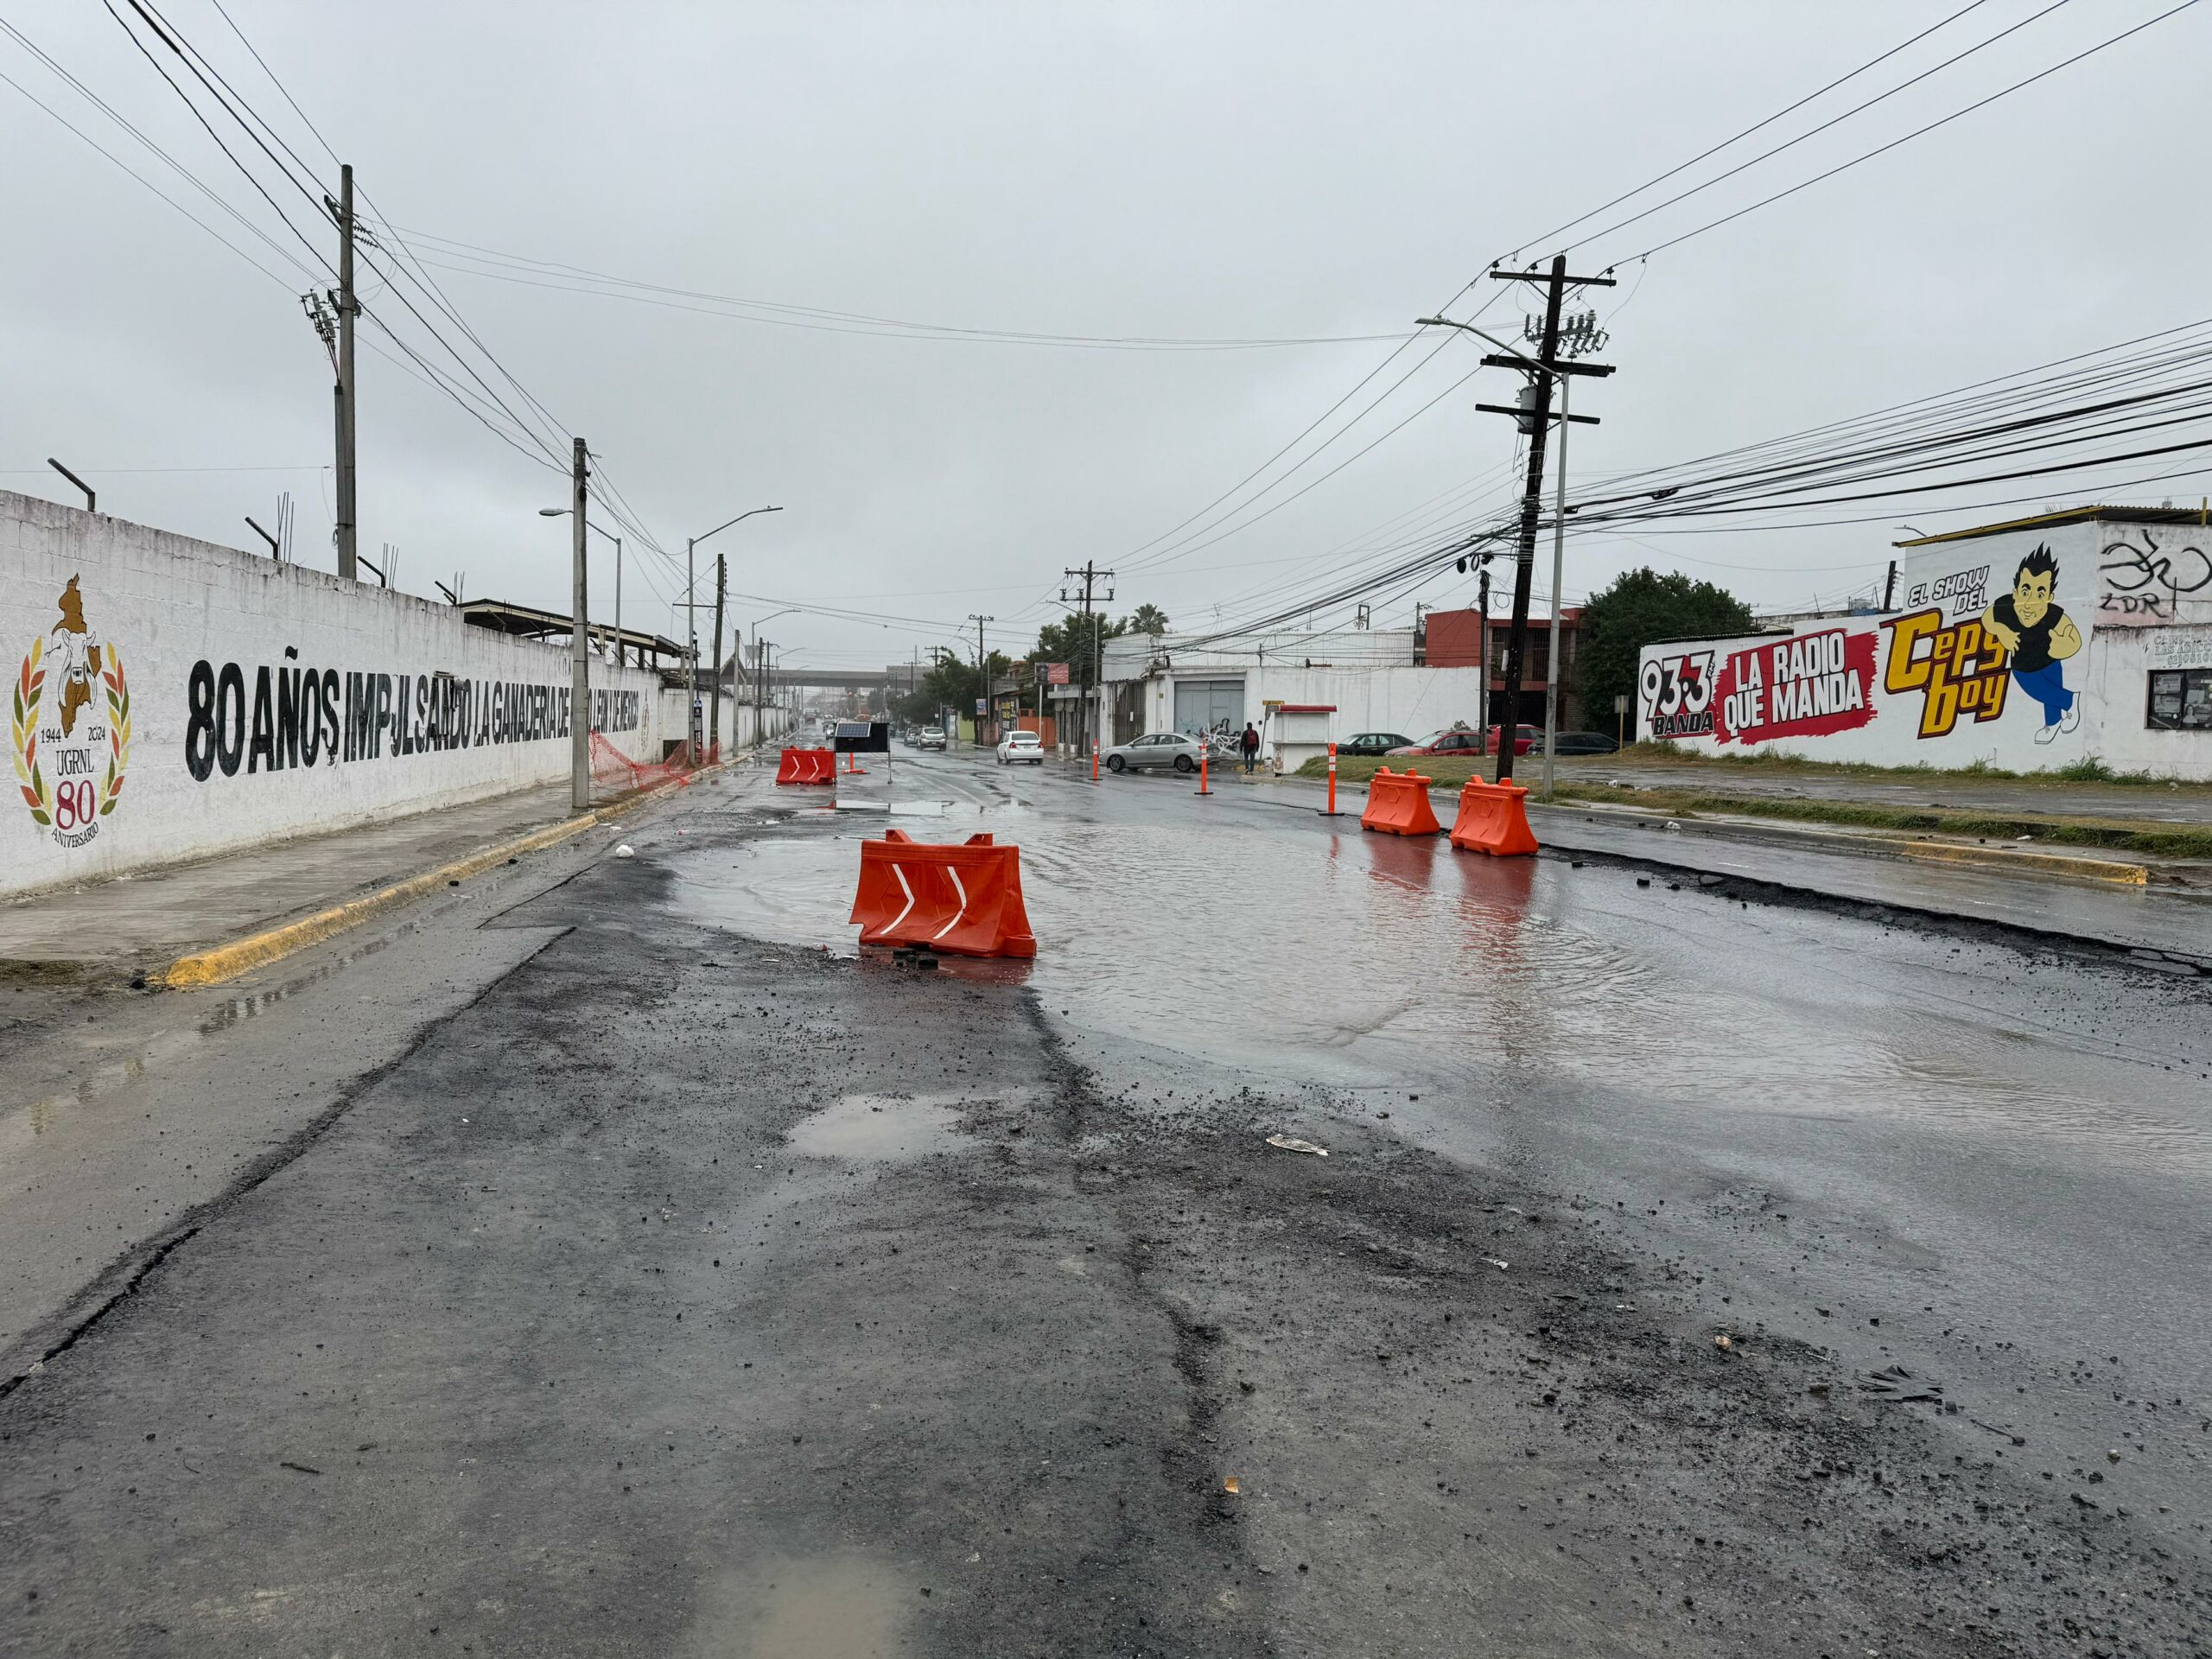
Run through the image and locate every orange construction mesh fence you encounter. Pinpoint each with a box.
[589,731,720,798]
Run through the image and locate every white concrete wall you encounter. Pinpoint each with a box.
[1634,518,2212,779]
[2,491,780,899]
[1137,664,1489,747]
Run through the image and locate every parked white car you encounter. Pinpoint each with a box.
[995,730,1046,766]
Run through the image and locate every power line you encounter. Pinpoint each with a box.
[1520,0,1998,252]
[99,0,329,271]
[0,20,318,284]
[1559,0,2077,256]
[1618,0,2202,263]
[365,225,1413,353]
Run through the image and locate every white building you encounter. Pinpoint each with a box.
[1635,505,2212,779]
[1100,628,1490,769]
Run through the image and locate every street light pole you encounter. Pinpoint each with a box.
[684,505,783,757]
[967,613,993,747]
[569,438,590,813]
[748,607,798,751]
[1420,264,1612,786]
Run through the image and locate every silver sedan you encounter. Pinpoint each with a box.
[1101,732,1206,774]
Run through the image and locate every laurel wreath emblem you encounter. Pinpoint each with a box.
[11,637,49,827]
[11,638,129,830]
[101,646,130,815]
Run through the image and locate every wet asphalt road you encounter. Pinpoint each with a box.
[1,750,2208,1656]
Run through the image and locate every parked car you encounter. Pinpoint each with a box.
[914,727,947,751]
[1338,732,1414,757]
[1101,732,1205,773]
[995,730,1045,766]
[1548,730,1618,756]
[1388,726,1490,760]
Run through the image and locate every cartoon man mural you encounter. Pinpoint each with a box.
[1980,545,2081,743]
[49,576,105,738]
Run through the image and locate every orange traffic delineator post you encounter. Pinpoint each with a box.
[1091,740,1099,781]
[1447,776,1540,856]
[842,750,868,776]
[1359,766,1441,836]
[774,747,836,785]
[849,829,1037,958]
[1195,747,1211,796]
[1322,741,1343,816]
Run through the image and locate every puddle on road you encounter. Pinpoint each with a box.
[678,1551,907,1659]
[788,1094,968,1161]
[657,803,2212,1176]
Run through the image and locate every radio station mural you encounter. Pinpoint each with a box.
[1634,522,2162,771]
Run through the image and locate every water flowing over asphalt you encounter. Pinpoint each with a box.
[1,750,2204,1655]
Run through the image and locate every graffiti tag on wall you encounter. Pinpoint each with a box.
[2097,530,2212,626]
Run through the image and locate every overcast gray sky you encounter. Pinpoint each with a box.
[5,1,2207,673]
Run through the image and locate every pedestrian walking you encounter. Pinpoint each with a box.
[1239,721,1261,774]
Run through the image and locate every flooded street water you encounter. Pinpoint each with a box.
[10,752,2208,1657]
[667,756,2212,1175]
[662,752,2212,1532]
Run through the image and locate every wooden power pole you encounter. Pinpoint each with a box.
[1476,255,1613,786]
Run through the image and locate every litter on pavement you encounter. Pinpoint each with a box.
[1265,1134,1329,1156]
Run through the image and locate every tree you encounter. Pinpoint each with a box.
[1126,602,1170,636]
[892,649,1011,724]
[1033,613,1128,690]
[1579,568,1756,734]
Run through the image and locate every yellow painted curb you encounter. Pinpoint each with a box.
[152,753,767,989]
[1895,837,2148,886]
[157,812,604,991]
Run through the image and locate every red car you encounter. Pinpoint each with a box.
[1388,724,1535,759]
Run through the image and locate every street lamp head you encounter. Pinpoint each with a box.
[538,508,567,517]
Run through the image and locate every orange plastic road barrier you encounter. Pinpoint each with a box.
[774,747,836,785]
[1359,766,1441,836]
[849,830,1037,958]
[1448,776,1540,856]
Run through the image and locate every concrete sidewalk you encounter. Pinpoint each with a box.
[0,759,768,984]
[0,785,582,982]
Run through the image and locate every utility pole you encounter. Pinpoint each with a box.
[968,613,993,746]
[685,536,701,755]
[709,552,728,750]
[569,437,590,813]
[1474,255,1613,786]
[333,163,358,582]
[1061,563,1115,756]
[1882,560,1898,611]
[612,535,622,668]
